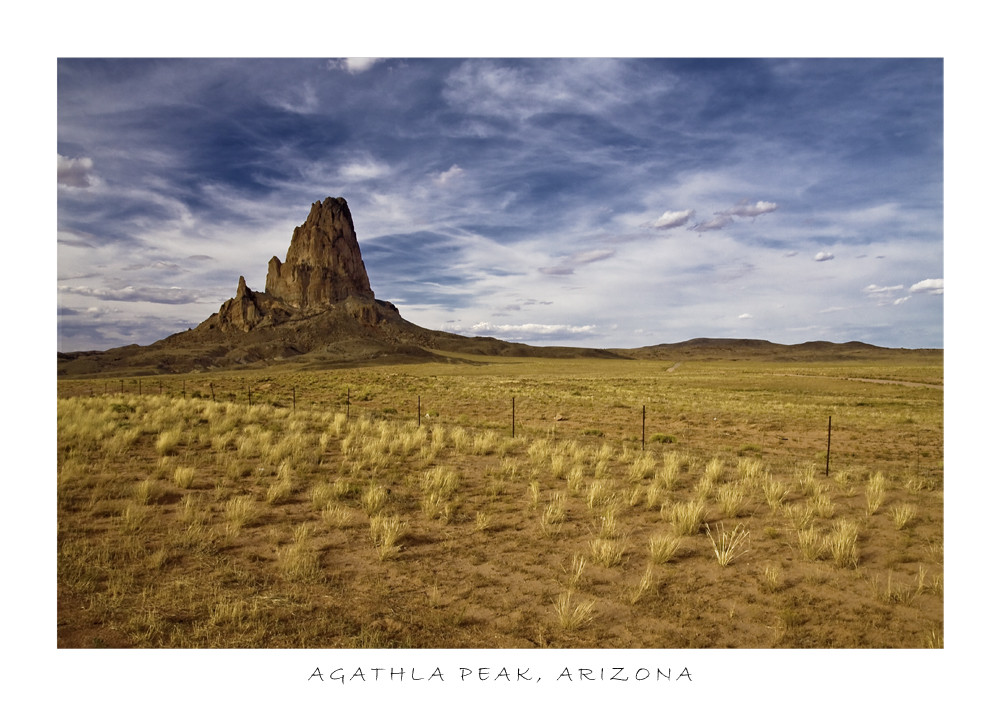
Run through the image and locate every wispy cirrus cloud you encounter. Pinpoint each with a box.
[864,283,908,305]
[57,58,942,351]
[539,248,616,276]
[58,284,207,305]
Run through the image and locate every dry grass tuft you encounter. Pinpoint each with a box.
[704,457,726,484]
[566,554,588,587]
[589,537,626,567]
[361,483,389,516]
[627,564,657,604]
[554,589,596,630]
[665,499,706,536]
[277,523,321,581]
[266,461,294,505]
[540,492,568,536]
[783,503,815,530]
[155,428,183,456]
[797,525,825,561]
[321,503,353,529]
[890,503,916,529]
[118,502,148,533]
[310,479,351,510]
[866,472,887,516]
[628,453,657,482]
[716,484,746,518]
[173,465,195,489]
[657,453,681,491]
[224,495,257,536]
[369,514,407,561]
[474,512,491,532]
[648,532,682,564]
[761,564,783,592]
[586,479,617,511]
[825,519,860,568]
[134,478,158,505]
[705,522,751,566]
[762,475,790,510]
[809,492,836,519]
[594,504,620,538]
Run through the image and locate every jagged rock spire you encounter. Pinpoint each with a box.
[265,196,374,308]
[216,275,265,332]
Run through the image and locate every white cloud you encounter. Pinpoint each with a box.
[720,200,779,218]
[814,251,835,262]
[434,164,465,185]
[738,313,753,319]
[653,209,694,230]
[339,158,390,182]
[58,154,96,188]
[328,58,384,74]
[467,322,597,338]
[863,284,904,296]
[909,278,944,295]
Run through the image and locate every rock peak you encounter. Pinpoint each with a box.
[265,197,374,308]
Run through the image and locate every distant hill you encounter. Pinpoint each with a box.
[616,338,937,362]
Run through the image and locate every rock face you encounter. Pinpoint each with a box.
[213,197,374,333]
[216,276,266,333]
[264,196,374,308]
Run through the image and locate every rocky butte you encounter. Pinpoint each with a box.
[59,196,622,376]
[214,197,377,334]
[266,196,374,310]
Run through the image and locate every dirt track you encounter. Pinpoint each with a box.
[778,374,942,390]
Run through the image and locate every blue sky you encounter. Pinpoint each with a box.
[57,58,943,351]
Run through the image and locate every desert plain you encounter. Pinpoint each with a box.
[56,346,943,648]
